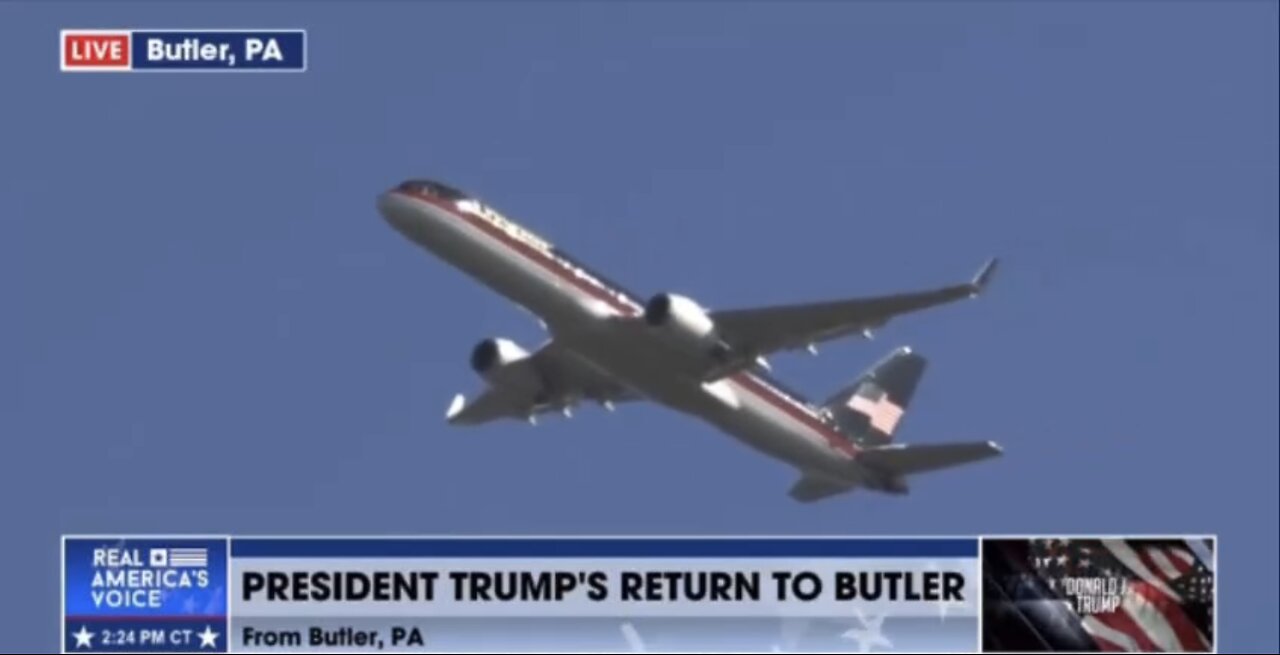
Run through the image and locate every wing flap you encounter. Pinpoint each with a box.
[532,340,638,404]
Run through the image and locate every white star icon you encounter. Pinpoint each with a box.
[841,609,893,653]
[197,625,220,649]
[771,616,810,653]
[619,621,657,653]
[72,625,94,649]
[619,621,647,653]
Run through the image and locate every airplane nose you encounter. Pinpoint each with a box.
[376,191,398,222]
[376,190,414,231]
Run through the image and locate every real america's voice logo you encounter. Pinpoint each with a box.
[92,546,211,608]
[61,30,306,72]
[63,537,229,653]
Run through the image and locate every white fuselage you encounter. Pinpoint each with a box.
[377,186,869,485]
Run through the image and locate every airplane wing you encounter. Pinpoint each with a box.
[446,340,639,426]
[445,387,532,425]
[710,258,998,364]
[858,440,1004,476]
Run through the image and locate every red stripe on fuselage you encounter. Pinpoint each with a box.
[730,372,860,457]
[393,188,859,459]
[394,189,643,314]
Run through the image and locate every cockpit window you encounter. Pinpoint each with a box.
[397,179,471,202]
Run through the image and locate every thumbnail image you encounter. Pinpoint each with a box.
[982,537,1214,653]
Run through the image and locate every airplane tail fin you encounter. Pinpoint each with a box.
[821,346,926,445]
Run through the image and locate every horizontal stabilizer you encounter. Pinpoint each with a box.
[788,474,856,503]
[859,441,1003,476]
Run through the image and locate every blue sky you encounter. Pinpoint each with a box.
[2,1,1276,651]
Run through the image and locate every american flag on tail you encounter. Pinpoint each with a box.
[983,538,1214,653]
[847,388,904,435]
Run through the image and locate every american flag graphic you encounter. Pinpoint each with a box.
[156,547,208,568]
[847,389,904,435]
[983,538,1214,653]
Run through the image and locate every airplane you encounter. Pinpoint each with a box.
[377,179,1003,501]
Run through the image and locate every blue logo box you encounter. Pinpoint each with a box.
[62,536,229,653]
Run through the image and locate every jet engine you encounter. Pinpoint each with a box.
[469,338,541,392]
[470,337,528,375]
[644,293,724,351]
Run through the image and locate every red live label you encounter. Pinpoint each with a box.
[62,32,131,69]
